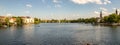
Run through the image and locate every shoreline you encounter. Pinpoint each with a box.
[94,23,120,26]
[1,23,120,28]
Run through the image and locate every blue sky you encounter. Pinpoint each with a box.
[0,0,120,19]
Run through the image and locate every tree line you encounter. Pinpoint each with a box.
[0,16,41,27]
[41,13,120,24]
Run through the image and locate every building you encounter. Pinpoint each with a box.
[97,11,103,23]
[100,11,103,19]
[115,9,118,15]
[0,16,6,24]
[0,16,35,25]
[21,16,34,24]
[9,17,17,24]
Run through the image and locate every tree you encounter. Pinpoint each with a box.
[118,15,120,23]
[5,17,10,26]
[108,14,119,23]
[103,16,109,23]
[0,23,2,27]
[16,17,23,26]
[103,13,119,23]
[34,18,41,24]
[89,18,97,23]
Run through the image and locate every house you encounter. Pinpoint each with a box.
[0,16,6,24]
[21,16,34,24]
[9,17,17,24]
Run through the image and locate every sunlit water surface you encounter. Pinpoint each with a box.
[0,23,120,45]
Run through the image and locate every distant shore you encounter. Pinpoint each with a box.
[93,23,120,26]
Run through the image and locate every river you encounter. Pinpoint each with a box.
[0,23,120,45]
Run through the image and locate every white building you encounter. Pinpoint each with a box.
[22,17,34,24]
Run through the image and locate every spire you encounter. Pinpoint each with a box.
[115,9,118,15]
[100,11,102,19]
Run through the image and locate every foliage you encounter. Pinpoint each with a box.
[34,18,41,24]
[0,23,2,27]
[60,19,69,23]
[69,18,97,23]
[16,17,23,26]
[103,13,120,23]
[5,17,10,26]
[70,13,120,24]
[103,16,109,23]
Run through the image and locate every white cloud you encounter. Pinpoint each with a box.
[100,7,107,11]
[94,11,99,14]
[112,8,120,14]
[113,8,120,10]
[71,0,111,5]
[94,11,109,16]
[6,13,12,16]
[113,8,116,10]
[103,0,111,5]
[52,0,62,8]
[100,7,110,16]
[94,7,110,16]
[103,11,109,15]
[26,4,32,8]
[53,0,60,3]
[112,8,120,11]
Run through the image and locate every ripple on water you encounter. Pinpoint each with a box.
[0,23,120,45]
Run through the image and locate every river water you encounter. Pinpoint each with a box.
[0,23,120,45]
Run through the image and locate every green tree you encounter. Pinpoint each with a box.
[103,13,119,23]
[34,18,41,24]
[89,18,97,23]
[16,17,23,26]
[118,15,120,23]
[107,14,119,23]
[0,23,2,27]
[103,16,109,23]
[5,17,10,26]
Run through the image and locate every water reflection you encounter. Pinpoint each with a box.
[3,25,34,45]
[105,27,120,45]
[94,26,120,45]
[95,26,102,44]
[0,23,120,45]
[22,24,35,45]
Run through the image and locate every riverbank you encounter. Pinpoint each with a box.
[0,23,40,28]
[95,23,120,26]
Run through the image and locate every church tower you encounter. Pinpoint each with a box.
[100,11,102,19]
[115,9,118,15]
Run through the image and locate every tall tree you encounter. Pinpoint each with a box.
[16,17,23,26]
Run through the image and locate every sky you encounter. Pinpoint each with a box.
[0,0,120,20]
